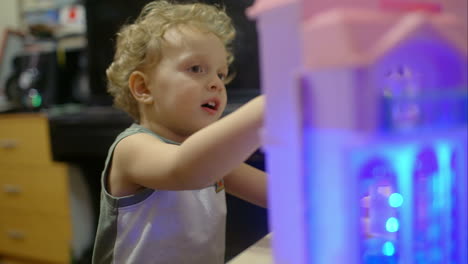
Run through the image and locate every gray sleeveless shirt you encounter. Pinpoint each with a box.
[92,124,227,264]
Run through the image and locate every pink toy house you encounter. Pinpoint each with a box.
[249,0,467,263]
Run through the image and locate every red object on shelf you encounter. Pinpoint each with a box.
[69,6,77,20]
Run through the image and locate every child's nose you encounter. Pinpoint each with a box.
[208,76,224,92]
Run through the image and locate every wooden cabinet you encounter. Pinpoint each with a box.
[0,114,71,264]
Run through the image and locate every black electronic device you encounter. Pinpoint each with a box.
[4,47,88,111]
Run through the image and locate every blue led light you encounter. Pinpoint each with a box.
[382,241,395,256]
[388,193,404,207]
[386,217,399,232]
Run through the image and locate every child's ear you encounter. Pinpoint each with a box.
[129,71,153,104]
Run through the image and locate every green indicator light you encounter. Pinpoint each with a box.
[388,193,404,207]
[32,94,42,108]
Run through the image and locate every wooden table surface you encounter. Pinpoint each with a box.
[227,233,273,264]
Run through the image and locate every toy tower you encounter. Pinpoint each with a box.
[249,0,467,263]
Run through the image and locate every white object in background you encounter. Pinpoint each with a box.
[57,4,86,37]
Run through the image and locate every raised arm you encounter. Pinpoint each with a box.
[224,162,267,208]
[110,96,265,193]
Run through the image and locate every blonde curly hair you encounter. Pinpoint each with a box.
[106,0,236,121]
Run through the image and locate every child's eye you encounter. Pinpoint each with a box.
[189,65,203,73]
[218,73,226,81]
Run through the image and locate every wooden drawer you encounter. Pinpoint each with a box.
[0,210,71,263]
[0,114,52,165]
[0,163,69,217]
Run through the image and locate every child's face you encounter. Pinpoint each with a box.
[144,26,229,139]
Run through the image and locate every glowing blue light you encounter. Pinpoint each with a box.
[386,217,399,232]
[434,142,453,211]
[388,193,404,207]
[382,241,395,256]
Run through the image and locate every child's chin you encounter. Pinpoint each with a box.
[198,119,217,129]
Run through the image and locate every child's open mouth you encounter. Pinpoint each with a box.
[201,99,219,114]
